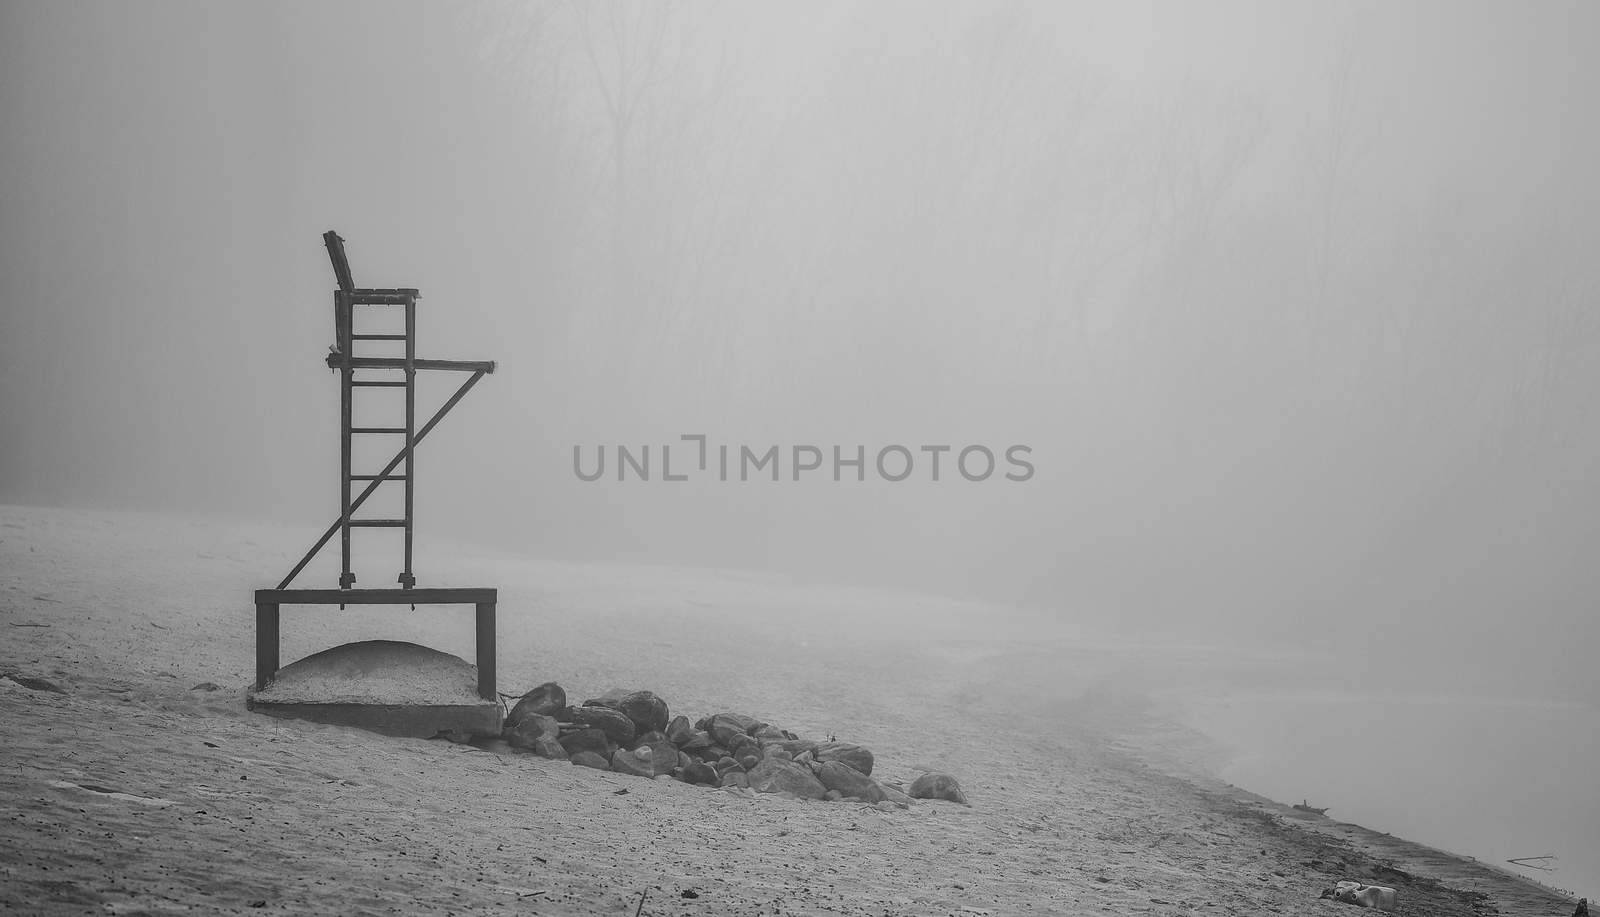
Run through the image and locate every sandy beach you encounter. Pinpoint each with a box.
[0,505,1583,915]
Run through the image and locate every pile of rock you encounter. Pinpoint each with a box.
[496,682,968,806]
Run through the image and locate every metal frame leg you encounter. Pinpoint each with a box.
[255,602,280,690]
[475,601,496,701]
[338,291,355,589]
[400,293,417,588]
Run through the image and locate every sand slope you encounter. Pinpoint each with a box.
[0,505,1578,915]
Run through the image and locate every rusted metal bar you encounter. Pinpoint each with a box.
[323,231,355,292]
[345,289,420,304]
[326,356,498,373]
[256,588,498,605]
[276,369,489,589]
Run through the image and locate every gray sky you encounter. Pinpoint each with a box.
[2,0,1597,702]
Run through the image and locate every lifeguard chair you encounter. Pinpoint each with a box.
[247,232,501,738]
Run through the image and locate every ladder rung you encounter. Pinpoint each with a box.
[349,474,408,481]
[352,334,409,341]
[352,380,408,387]
[347,519,408,527]
[350,427,408,434]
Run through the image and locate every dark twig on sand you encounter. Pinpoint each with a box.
[8,622,50,627]
[496,691,521,718]
[634,888,648,917]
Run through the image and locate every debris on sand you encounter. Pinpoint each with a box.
[1,672,67,694]
[48,780,175,808]
[1320,880,1397,910]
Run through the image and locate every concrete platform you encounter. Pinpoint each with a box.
[246,640,502,739]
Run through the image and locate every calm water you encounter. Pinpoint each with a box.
[1176,690,1600,899]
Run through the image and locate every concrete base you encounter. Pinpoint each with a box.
[246,639,503,740]
[246,697,502,740]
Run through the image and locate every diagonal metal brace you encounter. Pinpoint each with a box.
[278,369,489,589]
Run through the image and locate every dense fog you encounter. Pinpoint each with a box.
[3,1,1596,705]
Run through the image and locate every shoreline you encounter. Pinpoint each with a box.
[1165,685,1598,901]
[1184,771,1576,916]
[1095,724,1579,917]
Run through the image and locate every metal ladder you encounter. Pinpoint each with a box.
[274,232,495,594]
[330,239,419,589]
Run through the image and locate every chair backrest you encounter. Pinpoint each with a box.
[323,230,356,292]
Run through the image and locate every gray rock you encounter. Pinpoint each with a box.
[679,730,714,752]
[505,682,566,726]
[503,713,560,750]
[879,782,913,807]
[679,761,719,785]
[639,739,679,777]
[502,720,539,749]
[699,713,759,747]
[727,733,760,760]
[570,751,611,770]
[611,747,656,778]
[817,761,887,803]
[719,770,750,789]
[908,772,969,805]
[665,715,695,745]
[530,736,567,760]
[746,758,828,800]
[814,742,874,776]
[557,727,611,759]
[618,691,669,736]
[695,711,759,732]
[571,705,637,746]
[738,754,760,771]
[761,738,818,758]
